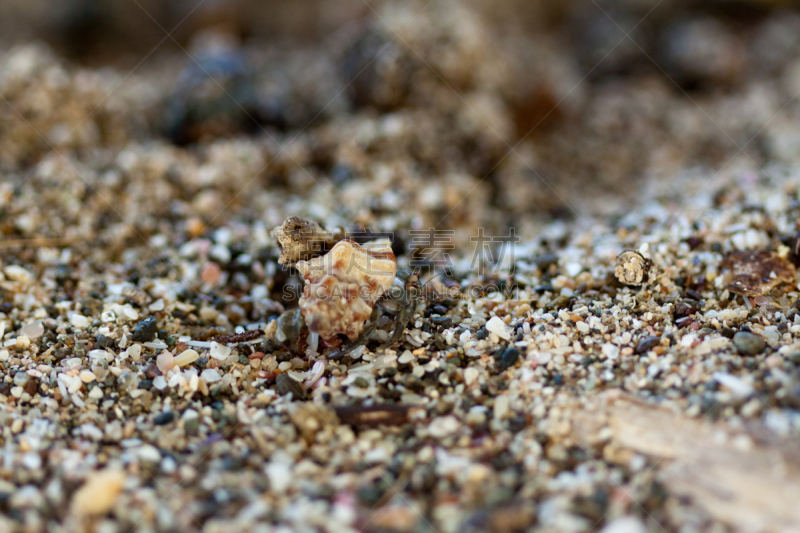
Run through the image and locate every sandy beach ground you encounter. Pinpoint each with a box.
[2,1,800,531]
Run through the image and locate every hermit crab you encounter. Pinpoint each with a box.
[270,217,424,357]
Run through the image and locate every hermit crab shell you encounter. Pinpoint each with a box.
[295,239,397,341]
[615,250,652,286]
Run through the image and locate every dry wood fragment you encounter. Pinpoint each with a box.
[549,392,800,532]
[211,329,264,344]
[722,250,795,297]
[333,404,416,426]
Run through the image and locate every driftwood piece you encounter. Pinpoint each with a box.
[549,391,800,532]
[333,404,416,427]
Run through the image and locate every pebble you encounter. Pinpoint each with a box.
[154,411,175,425]
[131,316,158,342]
[153,376,168,390]
[69,314,89,328]
[398,350,415,364]
[156,351,174,373]
[601,516,647,533]
[209,341,232,360]
[714,372,753,398]
[72,470,126,516]
[96,334,116,349]
[486,316,512,340]
[200,368,222,383]
[635,336,660,354]
[427,416,460,438]
[201,262,222,285]
[173,349,199,367]
[276,373,305,399]
[464,367,479,386]
[20,321,44,339]
[565,262,582,277]
[498,347,520,369]
[733,331,766,356]
[4,265,33,283]
[494,395,510,420]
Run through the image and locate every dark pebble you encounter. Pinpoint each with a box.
[431,316,453,328]
[184,417,200,436]
[475,327,489,340]
[533,254,559,270]
[275,373,305,399]
[733,331,766,356]
[721,327,735,338]
[438,298,457,309]
[635,336,660,354]
[546,295,572,311]
[144,363,161,379]
[498,347,520,370]
[131,316,158,342]
[138,379,153,390]
[154,411,175,425]
[685,289,703,301]
[508,415,527,433]
[553,374,564,386]
[432,305,448,315]
[96,334,116,349]
[673,302,691,318]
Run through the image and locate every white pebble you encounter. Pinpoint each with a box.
[398,350,415,364]
[713,372,753,398]
[173,349,199,367]
[601,516,646,533]
[565,262,582,277]
[209,341,231,360]
[168,373,186,388]
[153,376,168,390]
[15,336,31,349]
[69,314,89,329]
[20,321,44,339]
[485,316,512,340]
[427,416,460,439]
[201,368,222,383]
[156,351,174,373]
[72,470,126,516]
[494,395,510,420]
[127,343,142,361]
[4,265,33,283]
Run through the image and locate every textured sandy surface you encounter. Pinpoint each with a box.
[2,2,800,532]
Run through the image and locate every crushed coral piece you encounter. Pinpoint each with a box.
[722,250,795,297]
[295,239,396,341]
[272,216,344,266]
